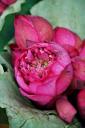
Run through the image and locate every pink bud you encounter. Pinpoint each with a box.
[14,15,53,49]
[56,96,77,123]
[53,27,82,58]
[1,0,16,5]
[77,89,85,119]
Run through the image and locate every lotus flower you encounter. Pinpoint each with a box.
[13,42,73,106]
[1,0,16,5]
[14,15,53,49]
[77,89,85,119]
[53,27,82,58]
[56,96,77,123]
[12,15,85,123]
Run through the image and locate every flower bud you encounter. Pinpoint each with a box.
[56,96,77,123]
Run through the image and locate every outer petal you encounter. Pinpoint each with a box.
[72,57,85,81]
[50,42,71,67]
[55,65,73,95]
[14,15,53,49]
[15,67,56,106]
[69,41,85,92]
[20,88,53,106]
[10,44,23,66]
[14,15,39,49]
[1,0,16,5]
[50,43,73,95]
[56,96,77,123]
[15,66,57,96]
[30,16,53,42]
[53,27,82,57]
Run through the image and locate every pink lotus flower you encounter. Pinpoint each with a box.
[1,0,16,5]
[13,42,73,106]
[14,15,53,49]
[77,89,85,119]
[10,14,85,123]
[56,96,77,123]
[53,27,82,58]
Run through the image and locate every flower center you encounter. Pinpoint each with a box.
[19,46,56,81]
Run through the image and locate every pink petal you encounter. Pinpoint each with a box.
[55,65,73,95]
[56,96,77,123]
[14,15,53,49]
[30,16,53,42]
[51,62,64,76]
[14,15,39,49]
[53,27,82,57]
[15,66,57,96]
[72,57,85,81]
[50,42,71,67]
[10,44,23,66]
[20,88,53,106]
